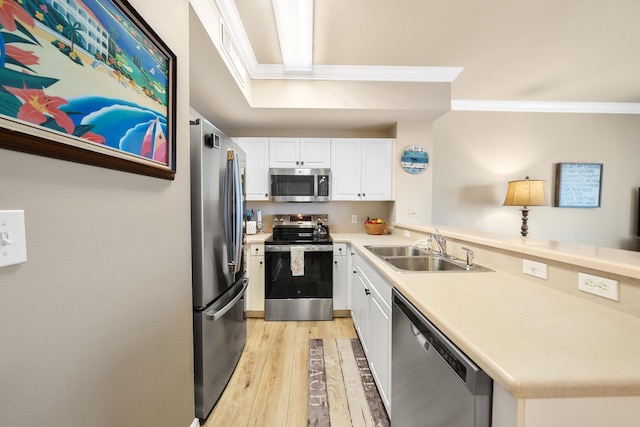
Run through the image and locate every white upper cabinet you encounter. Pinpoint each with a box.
[236,137,270,201]
[269,138,331,169]
[331,138,393,201]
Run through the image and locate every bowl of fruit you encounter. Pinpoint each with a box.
[364,217,387,235]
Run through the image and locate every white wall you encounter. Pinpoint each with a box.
[0,1,195,426]
[391,120,434,225]
[432,111,640,250]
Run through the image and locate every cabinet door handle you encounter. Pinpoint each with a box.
[364,288,371,295]
[334,261,338,265]
[259,261,263,266]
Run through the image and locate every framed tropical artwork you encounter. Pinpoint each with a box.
[0,0,177,180]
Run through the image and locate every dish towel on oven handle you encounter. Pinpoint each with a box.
[290,246,305,276]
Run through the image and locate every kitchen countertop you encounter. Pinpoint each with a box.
[246,233,271,243]
[330,232,640,399]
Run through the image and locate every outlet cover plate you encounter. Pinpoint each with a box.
[578,272,619,301]
[523,259,548,280]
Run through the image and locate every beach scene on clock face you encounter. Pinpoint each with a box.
[401,145,429,174]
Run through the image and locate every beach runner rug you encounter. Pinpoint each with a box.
[308,338,390,427]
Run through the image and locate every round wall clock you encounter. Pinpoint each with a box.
[401,145,429,174]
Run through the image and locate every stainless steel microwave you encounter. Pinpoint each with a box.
[269,168,330,202]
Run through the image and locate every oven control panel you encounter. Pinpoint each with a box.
[273,214,328,226]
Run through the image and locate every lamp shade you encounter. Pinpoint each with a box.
[503,177,546,207]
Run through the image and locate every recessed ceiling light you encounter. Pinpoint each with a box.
[272,0,313,72]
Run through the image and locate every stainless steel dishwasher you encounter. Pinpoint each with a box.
[392,290,492,427]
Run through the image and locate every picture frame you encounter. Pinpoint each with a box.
[0,0,177,180]
[554,163,603,208]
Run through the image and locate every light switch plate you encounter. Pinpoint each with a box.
[523,259,547,280]
[0,210,27,267]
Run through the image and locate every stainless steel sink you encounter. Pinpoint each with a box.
[365,245,493,273]
[383,256,493,273]
[384,256,466,272]
[365,245,430,257]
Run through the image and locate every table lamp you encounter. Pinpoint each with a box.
[503,176,546,237]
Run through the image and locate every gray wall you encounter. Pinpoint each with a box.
[0,0,195,426]
[432,111,640,250]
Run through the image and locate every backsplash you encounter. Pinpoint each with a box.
[245,201,393,233]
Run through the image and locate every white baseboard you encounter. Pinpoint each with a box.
[189,418,200,427]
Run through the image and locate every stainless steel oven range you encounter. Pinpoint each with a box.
[264,214,333,321]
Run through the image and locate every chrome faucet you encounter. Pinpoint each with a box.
[431,228,448,257]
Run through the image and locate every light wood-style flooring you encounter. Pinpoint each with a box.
[204,317,358,427]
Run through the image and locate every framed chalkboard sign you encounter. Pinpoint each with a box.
[554,163,603,208]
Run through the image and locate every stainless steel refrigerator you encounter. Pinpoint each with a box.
[190,117,248,421]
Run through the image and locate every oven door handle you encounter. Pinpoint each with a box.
[264,245,334,252]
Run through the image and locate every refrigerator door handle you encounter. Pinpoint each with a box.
[224,149,243,275]
[204,278,249,321]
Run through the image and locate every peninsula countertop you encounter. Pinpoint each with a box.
[329,232,640,400]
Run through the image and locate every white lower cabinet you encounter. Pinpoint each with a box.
[333,243,349,310]
[351,263,370,350]
[247,243,264,312]
[351,251,392,413]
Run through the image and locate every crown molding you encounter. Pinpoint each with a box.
[452,100,640,114]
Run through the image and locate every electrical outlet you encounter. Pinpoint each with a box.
[404,230,411,238]
[522,259,547,280]
[409,207,416,216]
[351,215,357,224]
[578,272,619,301]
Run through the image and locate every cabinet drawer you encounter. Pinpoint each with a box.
[356,252,392,311]
[333,243,347,256]
[249,243,264,256]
